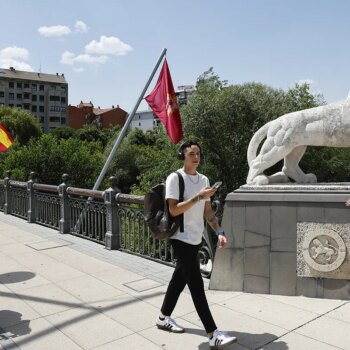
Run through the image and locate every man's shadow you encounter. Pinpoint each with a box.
[0,310,31,337]
[188,328,289,350]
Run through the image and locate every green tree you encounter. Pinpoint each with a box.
[0,107,42,145]
[182,71,324,199]
[49,126,76,140]
[0,134,104,188]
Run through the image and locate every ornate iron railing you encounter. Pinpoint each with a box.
[10,181,28,219]
[0,175,222,277]
[33,184,60,229]
[0,181,4,211]
[67,187,106,244]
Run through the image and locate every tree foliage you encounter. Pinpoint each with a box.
[0,107,42,145]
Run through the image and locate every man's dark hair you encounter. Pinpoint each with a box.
[178,140,202,160]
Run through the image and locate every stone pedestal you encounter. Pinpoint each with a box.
[209,183,350,299]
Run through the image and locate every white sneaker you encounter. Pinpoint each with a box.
[209,329,237,349]
[156,316,185,333]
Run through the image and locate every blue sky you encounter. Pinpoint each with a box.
[2,0,350,112]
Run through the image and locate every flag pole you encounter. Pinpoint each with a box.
[92,48,167,191]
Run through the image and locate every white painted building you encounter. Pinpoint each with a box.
[131,110,160,132]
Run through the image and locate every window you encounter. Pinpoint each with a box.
[39,106,44,112]
[139,122,141,126]
[9,93,14,100]
[9,82,14,88]
[32,105,37,112]
[39,85,44,91]
[24,93,30,99]
[50,85,56,91]
[9,104,14,107]
[0,91,4,97]
[17,104,22,108]
[61,96,66,103]
[31,84,37,91]
[0,103,4,107]
[49,116,60,122]
[24,83,29,88]
[17,82,22,89]
[61,107,66,112]
[32,94,37,102]
[17,93,22,100]
[61,118,66,124]
[23,104,30,110]
[49,95,60,101]
[40,116,45,123]
[61,86,66,92]
[49,106,55,112]
[39,95,44,102]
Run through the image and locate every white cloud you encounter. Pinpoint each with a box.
[75,20,88,33]
[60,51,108,65]
[0,46,33,71]
[73,67,84,73]
[85,35,133,56]
[296,79,315,86]
[38,25,71,37]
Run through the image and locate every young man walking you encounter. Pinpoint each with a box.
[156,141,237,349]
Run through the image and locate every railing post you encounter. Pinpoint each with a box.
[58,174,70,234]
[103,176,121,250]
[3,170,12,214]
[27,171,38,223]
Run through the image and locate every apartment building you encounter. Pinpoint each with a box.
[0,67,68,132]
[131,110,160,132]
[68,101,127,129]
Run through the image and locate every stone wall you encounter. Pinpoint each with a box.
[209,183,350,299]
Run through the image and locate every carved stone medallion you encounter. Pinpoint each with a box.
[297,222,349,278]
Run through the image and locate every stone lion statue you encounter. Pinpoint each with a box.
[246,95,350,185]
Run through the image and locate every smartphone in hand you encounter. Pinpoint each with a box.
[212,181,222,189]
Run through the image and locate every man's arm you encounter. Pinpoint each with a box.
[204,201,227,249]
[167,186,216,217]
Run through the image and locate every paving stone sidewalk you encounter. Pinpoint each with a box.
[0,212,349,350]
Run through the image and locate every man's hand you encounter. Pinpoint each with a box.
[198,186,217,200]
[345,199,350,206]
[217,234,227,249]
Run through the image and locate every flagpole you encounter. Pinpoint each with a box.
[92,48,167,191]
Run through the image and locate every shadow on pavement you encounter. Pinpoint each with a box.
[0,271,35,284]
[194,329,288,350]
[0,310,31,337]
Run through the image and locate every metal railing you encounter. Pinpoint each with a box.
[0,173,222,277]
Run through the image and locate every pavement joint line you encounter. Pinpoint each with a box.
[253,300,350,350]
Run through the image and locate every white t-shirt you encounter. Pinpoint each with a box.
[165,168,210,245]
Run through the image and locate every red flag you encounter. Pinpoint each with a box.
[0,124,13,152]
[145,59,183,144]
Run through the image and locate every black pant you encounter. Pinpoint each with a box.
[161,239,217,334]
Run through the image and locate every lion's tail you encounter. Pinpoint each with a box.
[247,121,272,166]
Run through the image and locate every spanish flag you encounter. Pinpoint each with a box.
[145,59,183,144]
[0,124,14,152]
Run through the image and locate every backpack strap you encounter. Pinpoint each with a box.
[175,171,184,232]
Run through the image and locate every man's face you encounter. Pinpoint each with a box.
[183,145,201,168]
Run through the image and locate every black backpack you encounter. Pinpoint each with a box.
[144,171,184,240]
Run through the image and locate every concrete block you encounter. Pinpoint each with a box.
[244,275,270,294]
[296,277,318,297]
[297,203,324,222]
[245,245,270,277]
[325,203,350,223]
[270,252,297,296]
[271,203,297,252]
[323,279,350,300]
[209,248,244,291]
[245,202,270,236]
[231,202,245,248]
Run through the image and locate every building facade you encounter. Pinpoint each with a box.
[68,101,127,129]
[0,67,68,132]
[131,110,160,132]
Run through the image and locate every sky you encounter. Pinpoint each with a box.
[2,0,350,113]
